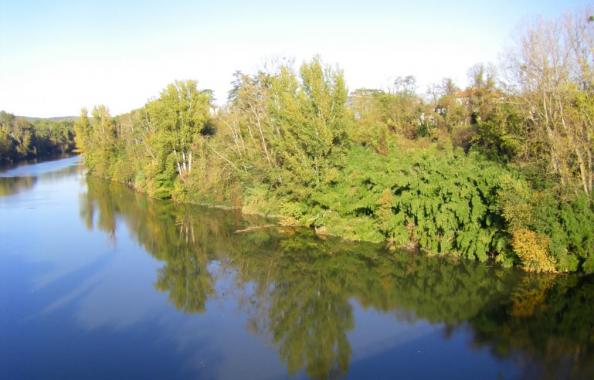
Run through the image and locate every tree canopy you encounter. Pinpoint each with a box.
[68,8,594,273]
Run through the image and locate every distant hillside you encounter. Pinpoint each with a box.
[1,111,76,164]
[19,115,78,122]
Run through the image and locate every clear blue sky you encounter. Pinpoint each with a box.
[0,0,591,117]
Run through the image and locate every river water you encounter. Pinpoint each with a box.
[0,156,592,379]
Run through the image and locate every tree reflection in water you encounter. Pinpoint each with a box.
[81,176,594,379]
[0,176,36,196]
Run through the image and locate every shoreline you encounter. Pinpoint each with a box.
[81,168,529,273]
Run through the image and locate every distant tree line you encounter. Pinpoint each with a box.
[0,111,75,164]
[75,8,593,272]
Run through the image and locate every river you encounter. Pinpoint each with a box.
[0,156,592,379]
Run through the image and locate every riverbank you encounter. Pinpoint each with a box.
[73,56,593,274]
[0,111,76,165]
[80,137,593,274]
[4,156,594,379]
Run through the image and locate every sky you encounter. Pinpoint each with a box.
[0,0,592,117]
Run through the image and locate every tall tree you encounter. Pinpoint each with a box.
[507,9,594,194]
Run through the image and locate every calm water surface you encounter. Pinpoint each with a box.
[1,157,593,380]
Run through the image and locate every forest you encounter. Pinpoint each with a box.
[71,9,592,273]
[0,111,75,164]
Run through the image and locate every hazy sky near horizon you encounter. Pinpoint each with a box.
[1,0,592,117]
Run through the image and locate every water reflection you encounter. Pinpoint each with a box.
[470,275,594,379]
[0,156,80,197]
[0,176,36,196]
[80,176,594,379]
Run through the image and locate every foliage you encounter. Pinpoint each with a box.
[498,175,594,272]
[0,111,75,164]
[74,81,213,198]
[289,145,514,264]
[74,53,593,273]
[470,100,525,162]
[508,10,594,194]
[214,57,351,203]
[511,229,556,273]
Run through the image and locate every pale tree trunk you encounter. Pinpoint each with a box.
[540,88,566,186]
[251,106,273,167]
[174,149,193,178]
[557,97,590,194]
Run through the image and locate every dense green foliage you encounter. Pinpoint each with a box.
[75,59,592,273]
[80,177,594,379]
[0,111,75,164]
[302,147,511,257]
[74,10,594,273]
[74,81,213,198]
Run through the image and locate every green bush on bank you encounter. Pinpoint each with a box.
[299,146,511,259]
[264,144,593,272]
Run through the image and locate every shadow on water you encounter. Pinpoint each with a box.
[0,154,78,175]
[80,176,594,380]
[0,156,81,197]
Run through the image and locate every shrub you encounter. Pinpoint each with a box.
[290,145,515,263]
[511,229,556,272]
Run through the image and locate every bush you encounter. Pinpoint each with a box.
[498,175,594,273]
[275,145,515,263]
[511,229,556,272]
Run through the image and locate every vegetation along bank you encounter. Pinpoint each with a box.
[74,10,593,273]
[0,112,75,164]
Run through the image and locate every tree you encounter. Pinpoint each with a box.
[144,80,213,180]
[0,111,75,164]
[506,10,594,194]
